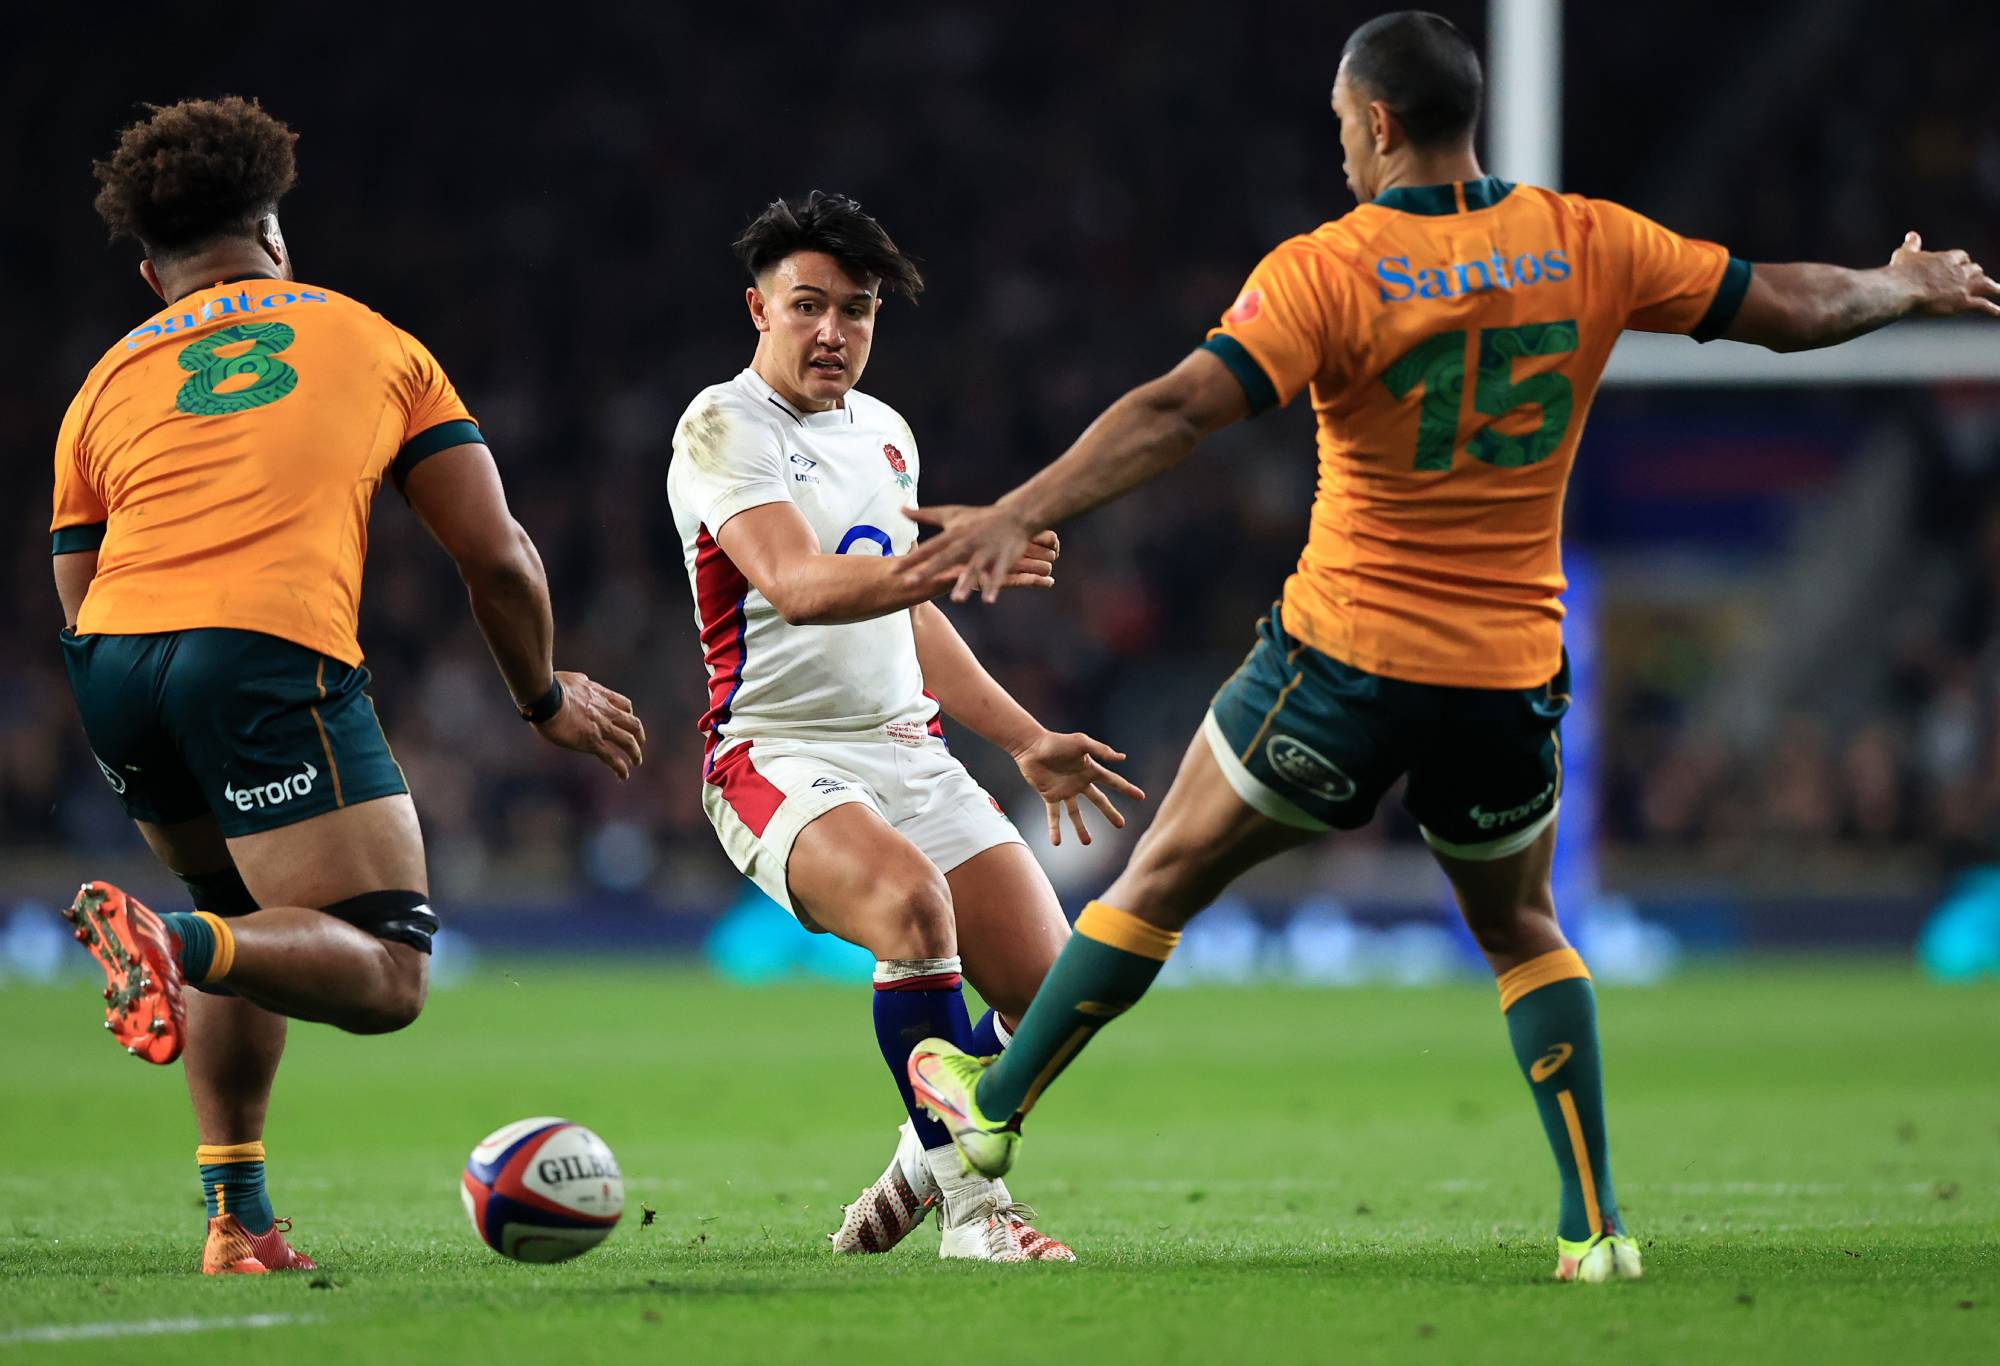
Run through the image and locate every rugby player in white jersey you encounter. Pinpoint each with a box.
[667,192,1143,1262]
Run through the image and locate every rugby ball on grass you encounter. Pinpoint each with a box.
[462,1117,623,1262]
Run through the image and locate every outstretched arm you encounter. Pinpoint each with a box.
[899,346,1249,603]
[714,502,1058,626]
[403,442,646,778]
[1727,232,1999,353]
[910,600,1144,845]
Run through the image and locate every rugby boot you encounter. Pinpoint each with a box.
[829,1121,938,1254]
[907,1039,1017,1178]
[64,881,185,1065]
[937,1178,1075,1263]
[1555,1230,1643,1282]
[203,1214,318,1275]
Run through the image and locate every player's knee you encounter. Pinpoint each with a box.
[1466,898,1561,961]
[1113,830,1215,929]
[869,867,956,959]
[319,890,438,1032]
[349,947,430,1034]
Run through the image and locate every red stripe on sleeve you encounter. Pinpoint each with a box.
[694,525,752,751]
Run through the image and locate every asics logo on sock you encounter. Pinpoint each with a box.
[1530,1042,1573,1082]
[224,762,318,813]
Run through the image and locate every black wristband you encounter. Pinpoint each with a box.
[517,677,564,724]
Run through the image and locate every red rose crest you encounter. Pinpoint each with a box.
[884,443,912,490]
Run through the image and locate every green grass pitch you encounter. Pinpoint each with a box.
[2,959,1995,1363]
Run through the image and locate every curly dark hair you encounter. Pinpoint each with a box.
[733,191,924,301]
[92,96,299,256]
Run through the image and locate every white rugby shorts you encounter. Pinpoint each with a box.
[701,733,1023,930]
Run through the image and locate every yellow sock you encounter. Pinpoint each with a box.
[192,911,236,982]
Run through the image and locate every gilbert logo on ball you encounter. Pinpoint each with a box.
[462,1117,624,1262]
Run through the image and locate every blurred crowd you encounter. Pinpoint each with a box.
[3,2,1997,901]
[1601,397,2000,867]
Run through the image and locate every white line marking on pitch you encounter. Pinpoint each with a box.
[0,1313,320,1345]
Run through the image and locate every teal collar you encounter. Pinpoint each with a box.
[1372,176,1515,216]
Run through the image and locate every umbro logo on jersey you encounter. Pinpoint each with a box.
[790,453,820,485]
[1530,1042,1573,1083]
[811,777,849,792]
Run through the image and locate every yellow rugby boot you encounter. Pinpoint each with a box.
[1555,1230,1643,1282]
[907,1039,1018,1178]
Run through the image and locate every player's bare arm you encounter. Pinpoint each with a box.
[715,500,1058,626]
[909,600,1144,845]
[52,549,95,628]
[402,442,645,779]
[1728,232,2000,352]
[902,346,1248,603]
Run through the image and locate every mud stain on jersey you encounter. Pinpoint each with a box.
[679,402,732,474]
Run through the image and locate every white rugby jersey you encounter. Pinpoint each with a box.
[667,368,940,759]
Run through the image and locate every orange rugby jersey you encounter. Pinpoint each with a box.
[51,279,479,666]
[1205,176,1747,689]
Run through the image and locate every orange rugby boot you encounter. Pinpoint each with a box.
[202,1214,319,1275]
[63,880,186,1065]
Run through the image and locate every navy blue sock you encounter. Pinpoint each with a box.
[967,1008,1011,1058]
[873,958,974,1151]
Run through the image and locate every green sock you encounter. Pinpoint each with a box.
[198,1141,274,1234]
[976,901,1180,1119]
[1499,949,1620,1243]
[159,911,215,982]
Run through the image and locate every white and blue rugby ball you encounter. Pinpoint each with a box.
[461,1117,624,1262]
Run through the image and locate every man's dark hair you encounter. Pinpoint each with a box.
[733,191,924,301]
[1341,12,1484,149]
[92,96,298,257]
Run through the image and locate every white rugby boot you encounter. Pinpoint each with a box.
[829,1121,939,1254]
[933,1158,1076,1263]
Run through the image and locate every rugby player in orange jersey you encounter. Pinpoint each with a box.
[891,12,2000,1281]
[50,98,646,1274]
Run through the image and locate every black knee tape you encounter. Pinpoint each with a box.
[177,866,259,917]
[322,890,439,954]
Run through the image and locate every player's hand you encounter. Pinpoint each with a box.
[899,503,1039,603]
[1009,729,1147,846]
[533,671,647,780]
[1892,232,2000,318]
[1007,529,1061,590]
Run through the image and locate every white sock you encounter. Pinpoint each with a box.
[925,1145,1002,1223]
[894,1120,939,1197]
[992,1013,1013,1048]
